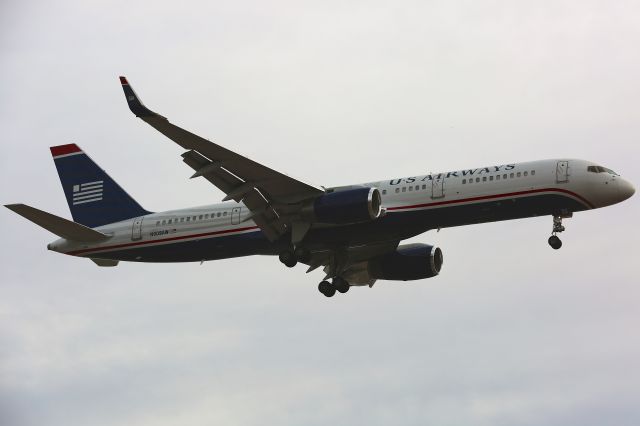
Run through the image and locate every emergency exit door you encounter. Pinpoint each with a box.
[231,207,241,225]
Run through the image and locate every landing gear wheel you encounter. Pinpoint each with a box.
[279,250,297,268]
[318,280,336,297]
[333,277,350,293]
[547,215,566,250]
[548,235,562,250]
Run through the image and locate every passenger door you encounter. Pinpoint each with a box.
[431,176,444,199]
[556,161,569,183]
[131,216,144,241]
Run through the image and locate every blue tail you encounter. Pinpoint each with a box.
[50,144,151,227]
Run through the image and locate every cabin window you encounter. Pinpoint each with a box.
[382,189,387,195]
[223,212,227,216]
[156,221,160,226]
[510,173,515,178]
[161,220,166,225]
[168,219,172,224]
[402,187,406,192]
[531,170,535,176]
[503,174,507,179]
[422,184,427,190]
[462,179,466,184]
[476,177,480,183]
[482,177,487,182]
[524,171,528,177]
[205,214,209,219]
[395,188,400,193]
[217,212,221,217]
[199,215,203,220]
[489,176,494,181]
[517,172,521,178]
[185,217,189,222]
[496,175,500,180]
[415,185,419,191]
[409,186,413,191]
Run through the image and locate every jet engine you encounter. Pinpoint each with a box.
[368,243,443,281]
[302,187,382,225]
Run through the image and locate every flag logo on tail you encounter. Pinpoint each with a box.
[72,181,103,205]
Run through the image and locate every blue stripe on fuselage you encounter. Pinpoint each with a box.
[83,193,588,263]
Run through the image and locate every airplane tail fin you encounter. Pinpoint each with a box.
[50,144,150,227]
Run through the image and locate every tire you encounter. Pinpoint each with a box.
[548,235,562,250]
[318,281,335,297]
[334,277,350,293]
[279,251,297,267]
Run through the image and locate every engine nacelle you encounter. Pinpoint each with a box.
[369,243,443,281]
[303,187,382,225]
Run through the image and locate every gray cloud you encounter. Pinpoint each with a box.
[1,1,639,425]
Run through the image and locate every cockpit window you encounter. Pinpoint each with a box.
[588,165,618,175]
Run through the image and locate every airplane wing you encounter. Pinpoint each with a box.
[119,76,324,240]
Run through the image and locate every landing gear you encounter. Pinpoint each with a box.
[333,277,350,293]
[279,246,311,268]
[318,280,336,297]
[548,215,566,250]
[318,277,350,297]
[294,247,311,263]
[548,235,562,250]
[279,250,297,268]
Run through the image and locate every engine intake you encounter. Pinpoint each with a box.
[304,187,382,225]
[369,243,443,281]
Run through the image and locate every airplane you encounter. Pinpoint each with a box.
[5,77,636,297]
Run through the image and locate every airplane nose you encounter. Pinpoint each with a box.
[618,179,636,201]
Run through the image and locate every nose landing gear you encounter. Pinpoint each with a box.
[548,215,565,249]
[548,235,562,249]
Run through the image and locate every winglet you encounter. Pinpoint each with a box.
[119,76,162,118]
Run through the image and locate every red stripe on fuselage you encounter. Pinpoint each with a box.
[386,188,594,211]
[67,188,593,257]
[50,144,82,157]
[67,225,260,256]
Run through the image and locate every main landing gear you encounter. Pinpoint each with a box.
[278,246,311,268]
[318,277,350,298]
[548,215,565,250]
[279,245,350,298]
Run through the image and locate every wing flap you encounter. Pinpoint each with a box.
[181,150,286,241]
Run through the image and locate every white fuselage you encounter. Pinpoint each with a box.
[48,158,635,262]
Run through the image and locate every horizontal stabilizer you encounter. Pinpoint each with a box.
[91,258,119,267]
[4,204,110,242]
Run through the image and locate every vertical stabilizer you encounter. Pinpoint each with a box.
[50,144,150,227]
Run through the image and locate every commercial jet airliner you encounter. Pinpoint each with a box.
[5,77,635,297]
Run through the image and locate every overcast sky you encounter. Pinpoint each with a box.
[1,1,639,425]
